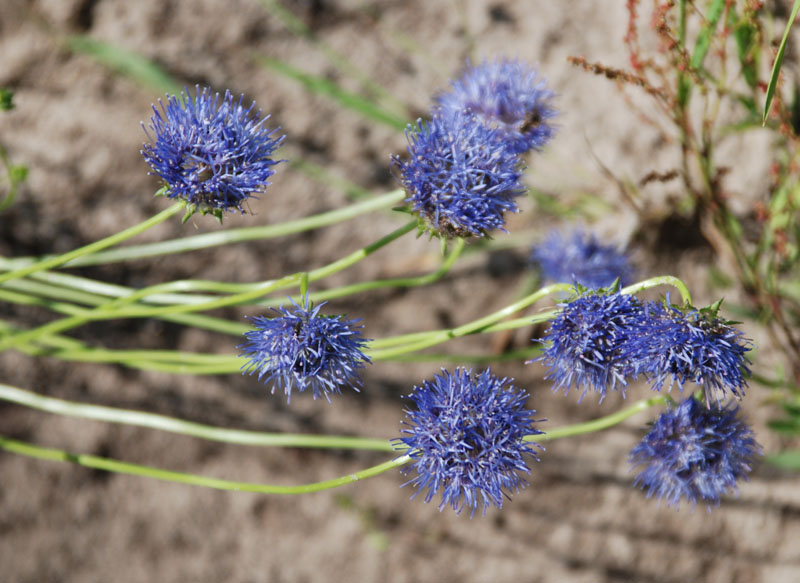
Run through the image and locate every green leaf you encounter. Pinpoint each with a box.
[766,450,800,470]
[763,0,800,124]
[256,56,409,131]
[732,8,759,89]
[0,88,14,111]
[678,0,726,106]
[65,36,181,95]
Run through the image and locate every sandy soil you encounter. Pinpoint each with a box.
[1,1,800,582]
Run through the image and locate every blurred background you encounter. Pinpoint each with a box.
[1,1,799,581]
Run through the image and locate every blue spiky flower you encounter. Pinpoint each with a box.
[532,229,635,289]
[395,368,544,516]
[533,289,642,401]
[238,296,370,403]
[392,111,525,238]
[436,58,557,154]
[630,397,761,509]
[142,87,285,218]
[626,300,752,402]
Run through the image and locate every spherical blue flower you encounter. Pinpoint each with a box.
[630,397,761,509]
[625,301,752,401]
[142,87,285,217]
[532,229,635,289]
[238,296,370,403]
[392,111,525,238]
[436,58,557,154]
[395,368,544,516]
[533,290,642,401]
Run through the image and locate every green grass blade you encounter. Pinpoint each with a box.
[678,0,725,106]
[65,35,181,95]
[257,56,409,131]
[766,450,800,470]
[763,0,800,124]
[256,0,409,118]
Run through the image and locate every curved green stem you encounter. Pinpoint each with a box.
[368,283,572,358]
[0,202,184,285]
[0,221,417,352]
[0,383,394,451]
[526,395,669,443]
[0,394,670,495]
[1,191,406,269]
[621,275,692,306]
[0,434,409,494]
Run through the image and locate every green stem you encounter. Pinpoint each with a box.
[620,275,692,305]
[0,383,394,451]
[0,221,417,352]
[0,202,184,285]
[0,394,670,494]
[527,395,669,442]
[1,190,405,269]
[0,433,409,494]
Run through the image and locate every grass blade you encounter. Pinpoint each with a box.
[763,0,800,124]
[65,35,181,95]
[257,56,409,131]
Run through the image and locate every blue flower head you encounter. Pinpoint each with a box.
[238,296,370,403]
[533,288,642,401]
[626,300,752,402]
[532,229,635,289]
[395,368,544,516]
[436,58,557,154]
[630,396,761,509]
[392,111,525,239]
[142,87,285,219]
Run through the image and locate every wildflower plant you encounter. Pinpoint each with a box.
[142,86,285,220]
[534,286,643,401]
[532,229,635,289]
[393,111,525,238]
[239,296,371,403]
[395,368,543,516]
[626,300,753,402]
[630,396,761,509]
[0,25,779,533]
[436,58,557,155]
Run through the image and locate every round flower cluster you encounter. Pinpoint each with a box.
[532,228,635,289]
[436,58,557,155]
[630,396,761,509]
[238,297,370,403]
[393,59,556,239]
[393,112,525,238]
[142,87,285,218]
[395,368,544,516]
[534,290,752,403]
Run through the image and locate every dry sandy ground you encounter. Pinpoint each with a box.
[1,1,800,582]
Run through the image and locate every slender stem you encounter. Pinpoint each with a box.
[526,395,669,443]
[0,202,184,285]
[0,190,406,269]
[0,434,409,494]
[0,394,670,495]
[0,383,395,451]
[620,275,692,305]
[368,283,572,358]
[0,221,417,352]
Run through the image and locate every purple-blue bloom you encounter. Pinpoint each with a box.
[533,290,642,401]
[142,87,285,216]
[625,301,752,402]
[436,58,557,154]
[630,397,761,509]
[532,229,635,289]
[395,368,544,516]
[238,296,370,403]
[392,111,525,238]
